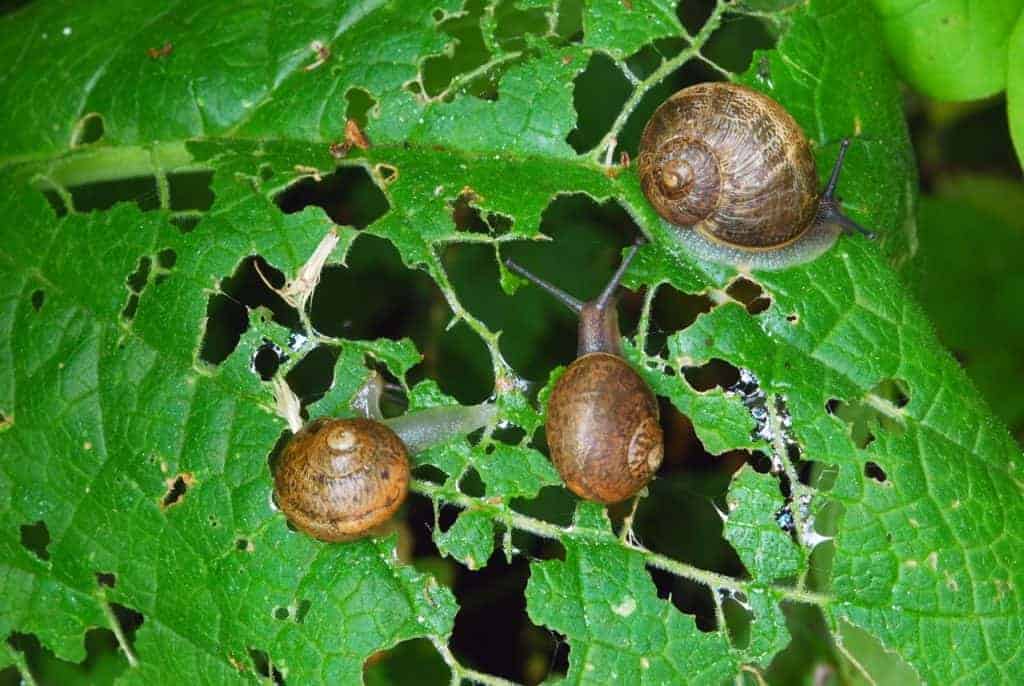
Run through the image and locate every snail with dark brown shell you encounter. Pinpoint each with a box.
[505,246,663,504]
[274,374,496,542]
[638,82,873,255]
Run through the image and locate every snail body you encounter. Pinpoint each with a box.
[274,374,496,542]
[638,82,872,253]
[506,246,663,504]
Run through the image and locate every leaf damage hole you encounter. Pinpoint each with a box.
[160,473,194,510]
[275,165,389,229]
[252,340,287,381]
[363,638,450,685]
[121,255,151,322]
[57,170,214,220]
[420,0,493,100]
[20,520,50,561]
[248,648,285,685]
[725,276,771,314]
[449,188,513,236]
[375,164,397,185]
[649,286,715,354]
[273,606,290,621]
[345,87,378,128]
[95,571,117,587]
[567,52,633,154]
[7,625,139,682]
[235,537,253,552]
[30,289,44,311]
[70,112,105,146]
[296,599,311,623]
[873,377,910,409]
[648,567,717,631]
[719,588,753,649]
[825,387,906,450]
[864,461,888,484]
[199,256,299,366]
[683,357,741,392]
[292,345,349,409]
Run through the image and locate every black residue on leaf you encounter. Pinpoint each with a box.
[198,256,299,366]
[275,165,389,229]
[19,520,50,561]
[161,474,193,509]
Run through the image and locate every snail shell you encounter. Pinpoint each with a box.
[638,82,819,249]
[547,353,663,504]
[274,417,410,542]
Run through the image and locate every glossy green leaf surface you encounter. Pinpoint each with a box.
[871,0,1024,101]
[0,1,1020,684]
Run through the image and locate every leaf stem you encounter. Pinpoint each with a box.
[588,0,733,163]
[410,479,830,607]
[429,637,523,686]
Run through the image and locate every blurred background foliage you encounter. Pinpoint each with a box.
[2,0,1022,684]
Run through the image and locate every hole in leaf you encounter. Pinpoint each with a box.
[7,627,135,683]
[450,189,491,234]
[864,461,888,483]
[363,638,450,685]
[273,606,290,621]
[677,0,714,36]
[493,0,550,52]
[786,312,799,324]
[567,52,632,154]
[20,520,50,561]
[284,345,338,406]
[683,358,741,392]
[95,571,117,587]
[421,0,490,98]
[126,256,151,293]
[161,473,193,509]
[376,164,397,184]
[295,599,311,624]
[500,194,645,380]
[647,567,717,631]
[345,87,377,128]
[726,277,771,314]
[112,602,145,645]
[700,11,774,74]
[31,289,45,311]
[825,387,906,450]
[157,248,177,270]
[70,176,160,213]
[235,538,252,552]
[275,165,389,228]
[721,591,753,649]
[167,170,215,212]
[649,287,715,354]
[171,215,201,233]
[873,377,910,408]
[247,648,285,685]
[42,189,68,216]
[252,341,286,381]
[71,112,105,146]
[554,0,583,43]
[198,256,299,366]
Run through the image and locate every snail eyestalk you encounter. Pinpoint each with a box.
[504,258,584,313]
[818,138,876,240]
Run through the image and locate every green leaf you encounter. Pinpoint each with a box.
[723,468,806,583]
[908,177,1024,437]
[1009,12,1024,166]
[870,0,1024,101]
[0,0,1020,683]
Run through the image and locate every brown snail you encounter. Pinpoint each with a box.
[505,245,663,504]
[638,82,873,252]
[274,374,496,542]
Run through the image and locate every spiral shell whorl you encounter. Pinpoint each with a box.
[639,137,721,227]
[638,82,819,249]
[275,417,410,542]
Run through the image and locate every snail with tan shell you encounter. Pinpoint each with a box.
[637,82,873,265]
[274,374,496,542]
[505,245,663,504]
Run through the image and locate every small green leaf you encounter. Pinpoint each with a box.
[435,509,496,570]
[724,468,807,582]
